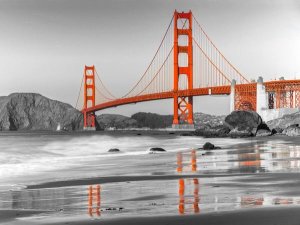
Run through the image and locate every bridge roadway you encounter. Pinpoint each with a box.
[83,85,232,113]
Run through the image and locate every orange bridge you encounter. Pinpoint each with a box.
[76,10,300,129]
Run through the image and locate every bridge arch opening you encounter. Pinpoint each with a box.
[178,74,189,90]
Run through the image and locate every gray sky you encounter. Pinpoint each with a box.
[0,0,299,116]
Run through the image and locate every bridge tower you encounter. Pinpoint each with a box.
[83,65,96,130]
[173,10,194,127]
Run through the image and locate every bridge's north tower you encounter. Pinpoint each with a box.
[83,65,96,130]
[173,10,194,127]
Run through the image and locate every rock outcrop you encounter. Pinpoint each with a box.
[267,111,300,130]
[0,93,83,131]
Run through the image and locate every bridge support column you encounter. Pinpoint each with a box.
[83,65,96,130]
[230,79,236,112]
[83,111,96,130]
[256,76,267,116]
[172,10,194,129]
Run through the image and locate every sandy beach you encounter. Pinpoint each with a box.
[1,133,300,225]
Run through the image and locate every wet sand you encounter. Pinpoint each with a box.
[44,207,300,225]
[2,134,300,225]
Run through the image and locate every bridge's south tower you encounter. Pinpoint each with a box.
[173,10,194,126]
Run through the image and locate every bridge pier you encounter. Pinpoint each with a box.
[230,79,236,112]
[83,111,96,131]
[256,77,268,116]
[172,124,195,130]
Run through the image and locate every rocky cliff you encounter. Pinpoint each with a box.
[0,93,83,131]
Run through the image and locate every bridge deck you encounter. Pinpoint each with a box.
[83,85,231,113]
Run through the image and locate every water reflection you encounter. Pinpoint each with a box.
[88,185,101,217]
[178,178,200,214]
[1,179,300,221]
[241,196,264,206]
[177,150,197,173]
[177,150,199,214]
[223,144,300,173]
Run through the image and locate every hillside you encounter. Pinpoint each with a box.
[96,114,137,129]
[194,112,225,128]
[131,112,173,129]
[0,93,82,131]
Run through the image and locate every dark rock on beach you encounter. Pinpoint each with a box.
[108,148,120,152]
[149,147,166,152]
[0,93,83,131]
[202,142,221,150]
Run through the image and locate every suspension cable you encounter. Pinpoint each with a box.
[75,72,84,109]
[122,15,175,98]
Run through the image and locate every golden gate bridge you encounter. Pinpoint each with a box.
[76,10,300,130]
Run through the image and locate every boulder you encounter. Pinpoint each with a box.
[225,111,263,136]
[108,148,120,152]
[283,124,300,136]
[149,147,166,152]
[202,142,221,150]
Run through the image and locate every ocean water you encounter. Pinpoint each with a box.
[0,131,249,190]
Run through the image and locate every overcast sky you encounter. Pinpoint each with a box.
[0,0,299,115]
